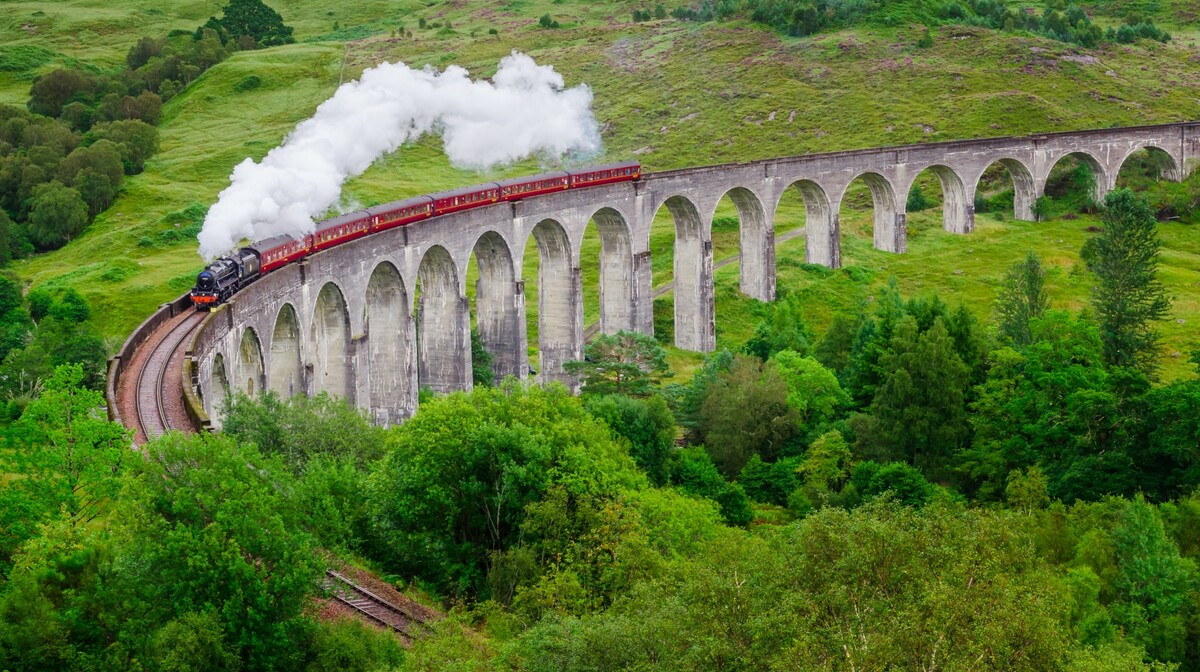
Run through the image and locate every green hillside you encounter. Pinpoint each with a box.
[3,0,1199,374]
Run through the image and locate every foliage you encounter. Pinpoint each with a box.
[743,291,815,361]
[471,329,495,387]
[771,350,848,439]
[792,429,855,509]
[584,393,676,486]
[696,354,799,475]
[210,0,296,47]
[851,460,937,507]
[367,382,645,598]
[113,433,322,669]
[906,183,931,211]
[221,391,385,471]
[564,330,672,397]
[508,502,1096,671]
[667,447,754,526]
[1082,189,1172,375]
[729,0,1169,46]
[858,315,971,477]
[664,348,733,441]
[738,454,802,506]
[26,182,88,251]
[958,313,1142,503]
[0,365,130,570]
[996,251,1050,347]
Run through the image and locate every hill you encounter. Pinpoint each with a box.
[2,0,1199,376]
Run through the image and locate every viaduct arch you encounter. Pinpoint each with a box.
[190,122,1200,426]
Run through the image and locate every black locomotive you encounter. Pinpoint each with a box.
[190,248,262,309]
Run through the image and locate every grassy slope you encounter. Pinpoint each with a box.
[3,1,1199,376]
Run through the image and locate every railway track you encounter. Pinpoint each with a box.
[325,570,430,642]
[134,310,205,442]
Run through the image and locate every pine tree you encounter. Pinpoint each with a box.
[1082,188,1171,373]
[995,251,1050,347]
[864,316,970,475]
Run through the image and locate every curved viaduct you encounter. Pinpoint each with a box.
[189,122,1200,426]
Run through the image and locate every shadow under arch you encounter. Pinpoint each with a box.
[417,245,469,394]
[1041,150,1109,204]
[909,164,972,234]
[715,185,773,301]
[310,282,353,401]
[656,194,713,352]
[236,327,265,397]
[775,178,837,268]
[365,261,415,425]
[839,171,903,254]
[973,157,1037,221]
[209,352,230,424]
[470,230,523,382]
[269,303,303,397]
[525,218,580,387]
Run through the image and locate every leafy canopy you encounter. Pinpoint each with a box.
[565,330,672,397]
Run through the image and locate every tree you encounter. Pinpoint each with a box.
[959,313,1137,503]
[860,316,970,476]
[668,447,753,526]
[26,181,88,250]
[697,354,798,475]
[113,432,321,668]
[215,0,296,47]
[1082,189,1172,374]
[666,348,733,441]
[85,120,158,174]
[564,330,672,397]
[27,69,92,118]
[0,365,130,567]
[367,382,644,597]
[744,292,815,361]
[813,314,856,374]
[794,429,854,509]
[996,251,1050,347]
[906,183,931,211]
[770,350,848,438]
[851,461,936,507]
[58,139,124,217]
[584,394,676,486]
[471,329,494,387]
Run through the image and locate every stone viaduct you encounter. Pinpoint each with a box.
[189,122,1200,426]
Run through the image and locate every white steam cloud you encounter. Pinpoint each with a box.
[197,52,601,260]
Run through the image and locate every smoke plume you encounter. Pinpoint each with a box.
[197,51,601,260]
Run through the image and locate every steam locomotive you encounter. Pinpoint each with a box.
[190,162,641,309]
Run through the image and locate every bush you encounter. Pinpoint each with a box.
[233,75,261,92]
[539,13,560,28]
[907,184,931,211]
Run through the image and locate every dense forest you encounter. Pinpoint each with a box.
[0,183,1197,670]
[1,0,1199,668]
[0,0,294,263]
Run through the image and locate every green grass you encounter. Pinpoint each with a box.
[6,2,1200,379]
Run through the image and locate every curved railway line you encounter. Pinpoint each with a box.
[129,310,205,444]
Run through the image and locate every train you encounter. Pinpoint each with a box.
[190,161,641,309]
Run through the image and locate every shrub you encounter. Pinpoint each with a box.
[233,75,261,92]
